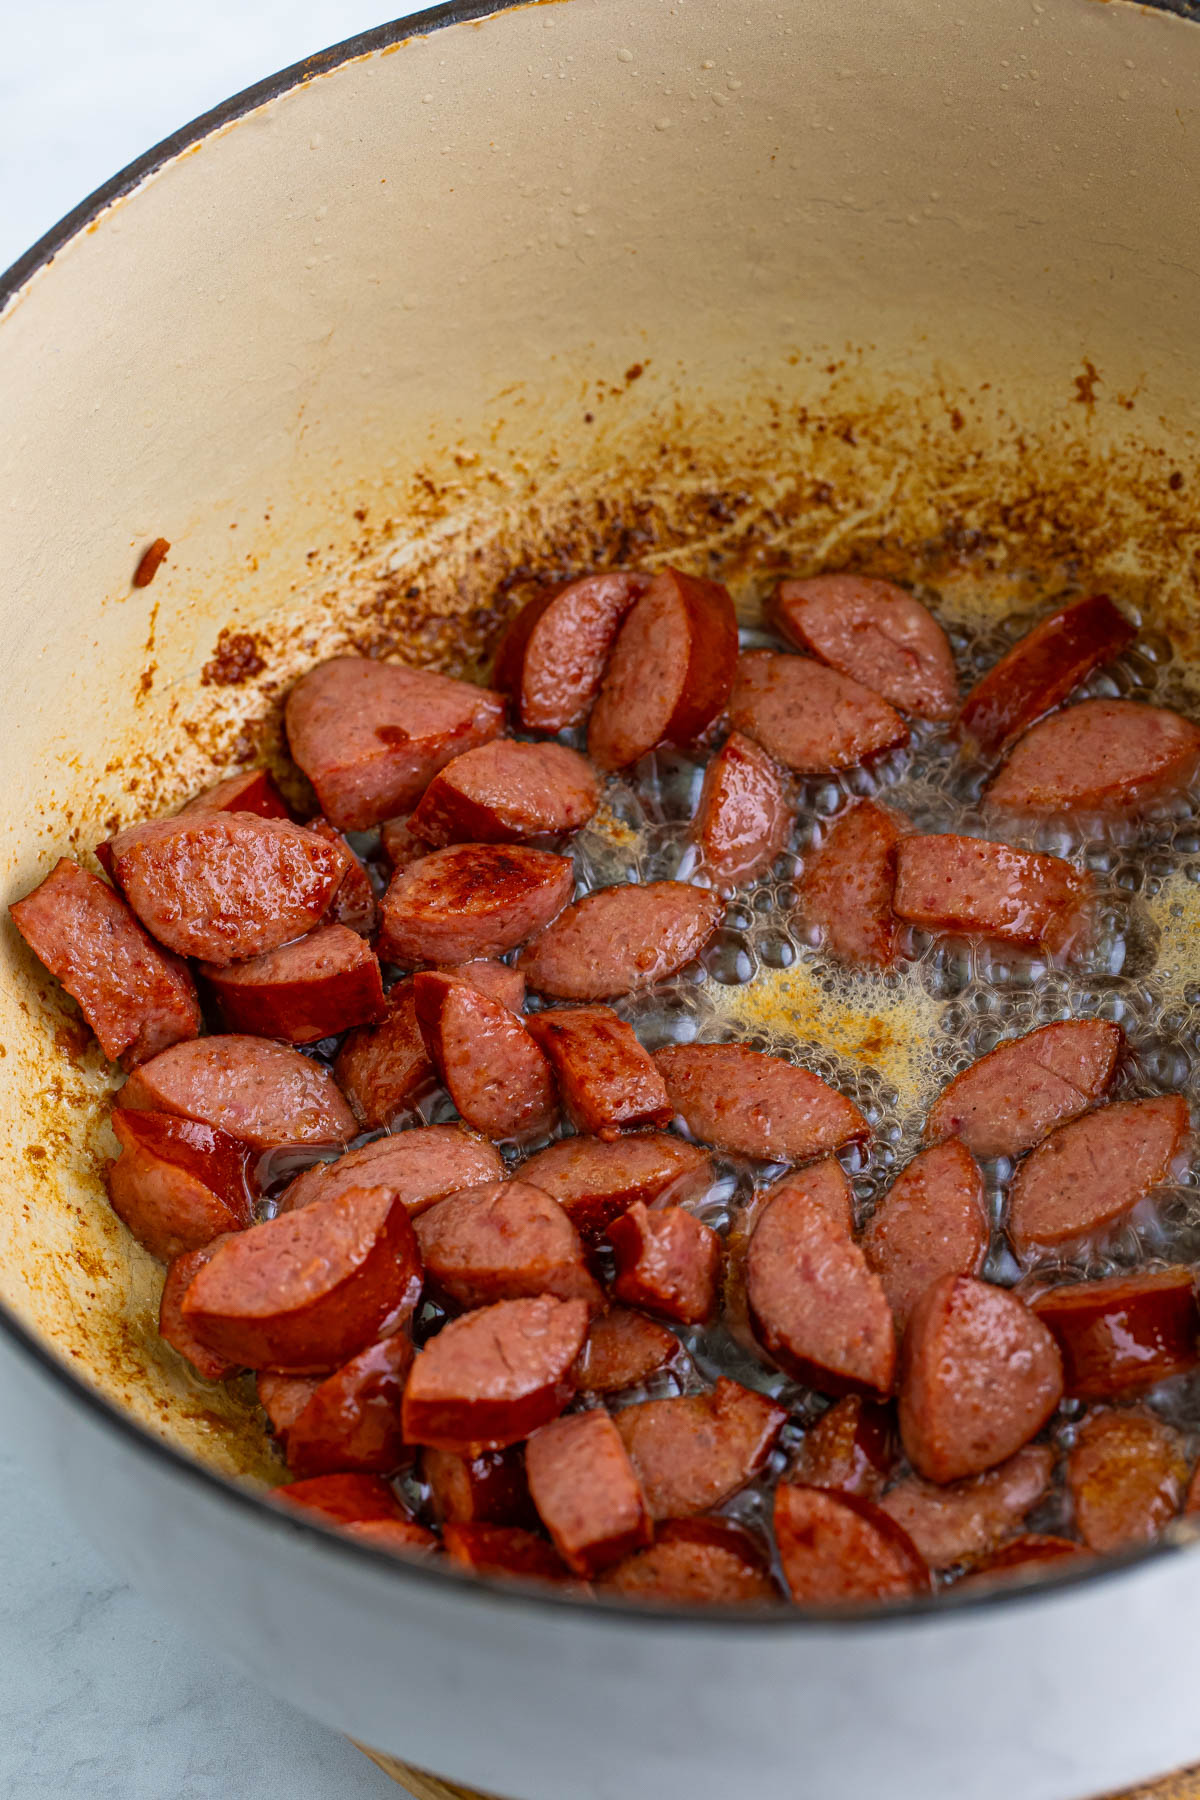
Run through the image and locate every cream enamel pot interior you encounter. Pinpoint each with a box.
[3,2,1200,1796]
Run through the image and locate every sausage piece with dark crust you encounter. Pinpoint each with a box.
[614,1378,786,1519]
[333,980,437,1131]
[654,1042,868,1162]
[158,1240,239,1381]
[729,650,909,773]
[860,1139,988,1332]
[422,1446,535,1528]
[414,971,558,1143]
[181,768,291,820]
[799,801,907,969]
[959,594,1135,757]
[526,1006,672,1139]
[107,1108,254,1263]
[517,1133,713,1241]
[272,1474,437,1556]
[794,1396,894,1500]
[122,1035,356,1148]
[1067,1409,1188,1553]
[402,1295,589,1452]
[1007,1095,1190,1254]
[379,844,575,965]
[574,1306,682,1394]
[1030,1268,1200,1399]
[893,834,1091,955]
[307,818,378,936]
[277,1124,503,1217]
[608,1202,721,1325]
[200,923,386,1044]
[985,699,1200,816]
[774,1485,930,1604]
[414,1180,602,1312]
[771,574,958,720]
[278,1333,414,1477]
[692,732,789,888]
[924,1019,1122,1161]
[493,572,649,733]
[520,882,724,1001]
[526,1409,652,1576]
[409,740,600,846]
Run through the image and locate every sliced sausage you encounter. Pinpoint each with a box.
[773,1484,930,1604]
[892,834,1091,955]
[280,1334,414,1477]
[925,1019,1122,1161]
[655,1042,868,1162]
[107,1108,254,1263]
[181,768,290,819]
[526,1409,652,1576]
[380,815,422,870]
[158,1241,238,1380]
[1030,1268,1200,1400]
[333,980,437,1130]
[409,740,600,846]
[10,858,201,1068]
[899,1275,1063,1483]
[793,1395,894,1500]
[493,571,649,732]
[402,1295,589,1451]
[442,1522,573,1583]
[745,1163,896,1397]
[422,1446,535,1528]
[798,801,907,969]
[1007,1095,1190,1254]
[613,1378,786,1518]
[181,1186,422,1371]
[588,568,739,770]
[957,1533,1090,1587]
[1067,1408,1188,1553]
[258,1371,322,1441]
[860,1139,988,1332]
[200,923,386,1044]
[340,1517,440,1556]
[692,731,789,887]
[519,881,723,1000]
[122,1035,356,1149]
[379,844,574,965]
[444,959,526,1013]
[959,594,1136,757]
[985,698,1200,816]
[106,811,349,965]
[526,1006,671,1138]
[728,650,909,773]
[414,1181,602,1311]
[307,818,378,936]
[574,1306,682,1395]
[600,1518,778,1605]
[285,655,506,830]
[609,1202,721,1326]
[272,1473,435,1556]
[277,1124,503,1216]
[413,971,558,1143]
[771,574,958,720]
[878,1444,1055,1569]
[517,1132,713,1240]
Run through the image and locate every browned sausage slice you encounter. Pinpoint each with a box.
[1007,1095,1190,1254]
[600,1518,779,1605]
[333,980,436,1130]
[181,1186,422,1371]
[444,959,526,1013]
[413,971,558,1143]
[860,1140,988,1332]
[414,1180,602,1311]
[402,1294,589,1451]
[793,1396,894,1499]
[122,1035,356,1148]
[526,1409,652,1575]
[899,1275,1062,1483]
[986,699,1200,816]
[272,1474,437,1556]
[574,1307,682,1394]
[200,923,386,1044]
[10,858,202,1069]
[1030,1268,1200,1399]
[181,768,290,819]
[774,1484,930,1603]
[409,740,600,846]
[729,650,909,773]
[613,1378,786,1518]
[526,1007,671,1139]
[277,1124,503,1216]
[281,1334,414,1477]
[878,1445,1054,1569]
[380,815,422,871]
[893,834,1091,955]
[285,655,506,830]
[158,1241,238,1380]
[422,1446,535,1528]
[654,1043,868,1162]
[588,568,739,770]
[925,1019,1122,1161]
[442,1522,573,1583]
[107,1108,254,1263]
[798,801,907,969]
[958,1533,1090,1588]
[959,594,1136,757]
[1067,1408,1188,1553]
[517,1133,713,1240]
[379,844,575,965]
[745,1163,895,1397]
[493,572,649,733]
[519,882,723,1001]
[771,575,958,720]
[307,818,378,936]
[341,1518,440,1556]
[608,1202,721,1325]
[258,1371,322,1442]
[692,732,789,887]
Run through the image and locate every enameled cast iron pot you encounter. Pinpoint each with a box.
[3,3,1200,1795]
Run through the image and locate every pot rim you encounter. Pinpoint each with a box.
[2,0,1198,1631]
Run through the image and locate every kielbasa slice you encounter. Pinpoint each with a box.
[860,1139,988,1332]
[280,1334,414,1477]
[958,1534,1090,1588]
[273,1474,436,1555]
[574,1306,682,1394]
[181,1185,422,1371]
[10,858,202,1069]
[444,959,526,1013]
[517,1133,713,1240]
[728,650,909,773]
[181,768,290,819]
[107,1108,253,1263]
[200,923,386,1044]
[285,655,506,831]
[692,732,790,888]
[588,568,739,771]
[402,1295,589,1451]
[526,1007,672,1138]
[122,1035,356,1148]
[414,1181,602,1311]
[925,1019,1122,1161]
[959,593,1136,757]
[985,699,1200,816]
[771,574,958,720]
[277,1124,503,1217]
[609,1202,721,1325]
[526,1409,652,1576]
[1030,1268,1200,1400]
[1067,1408,1188,1553]
[773,1484,930,1604]
[519,882,723,1000]
[613,1378,786,1519]
[654,1042,868,1162]
[794,1396,894,1500]
[379,844,575,965]
[799,801,907,969]
[422,1446,535,1528]
[493,571,649,733]
[413,971,558,1143]
[442,1523,573,1583]
[340,1518,441,1557]
[307,818,378,936]
[1007,1095,1190,1254]
[409,740,600,846]
[878,1445,1055,1569]
[600,1518,779,1606]
[892,833,1091,955]
[158,1241,238,1381]
[899,1275,1062,1483]
[333,980,437,1130]
[258,1371,322,1442]
[380,815,422,871]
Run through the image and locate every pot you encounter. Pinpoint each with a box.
[3,2,1200,1796]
